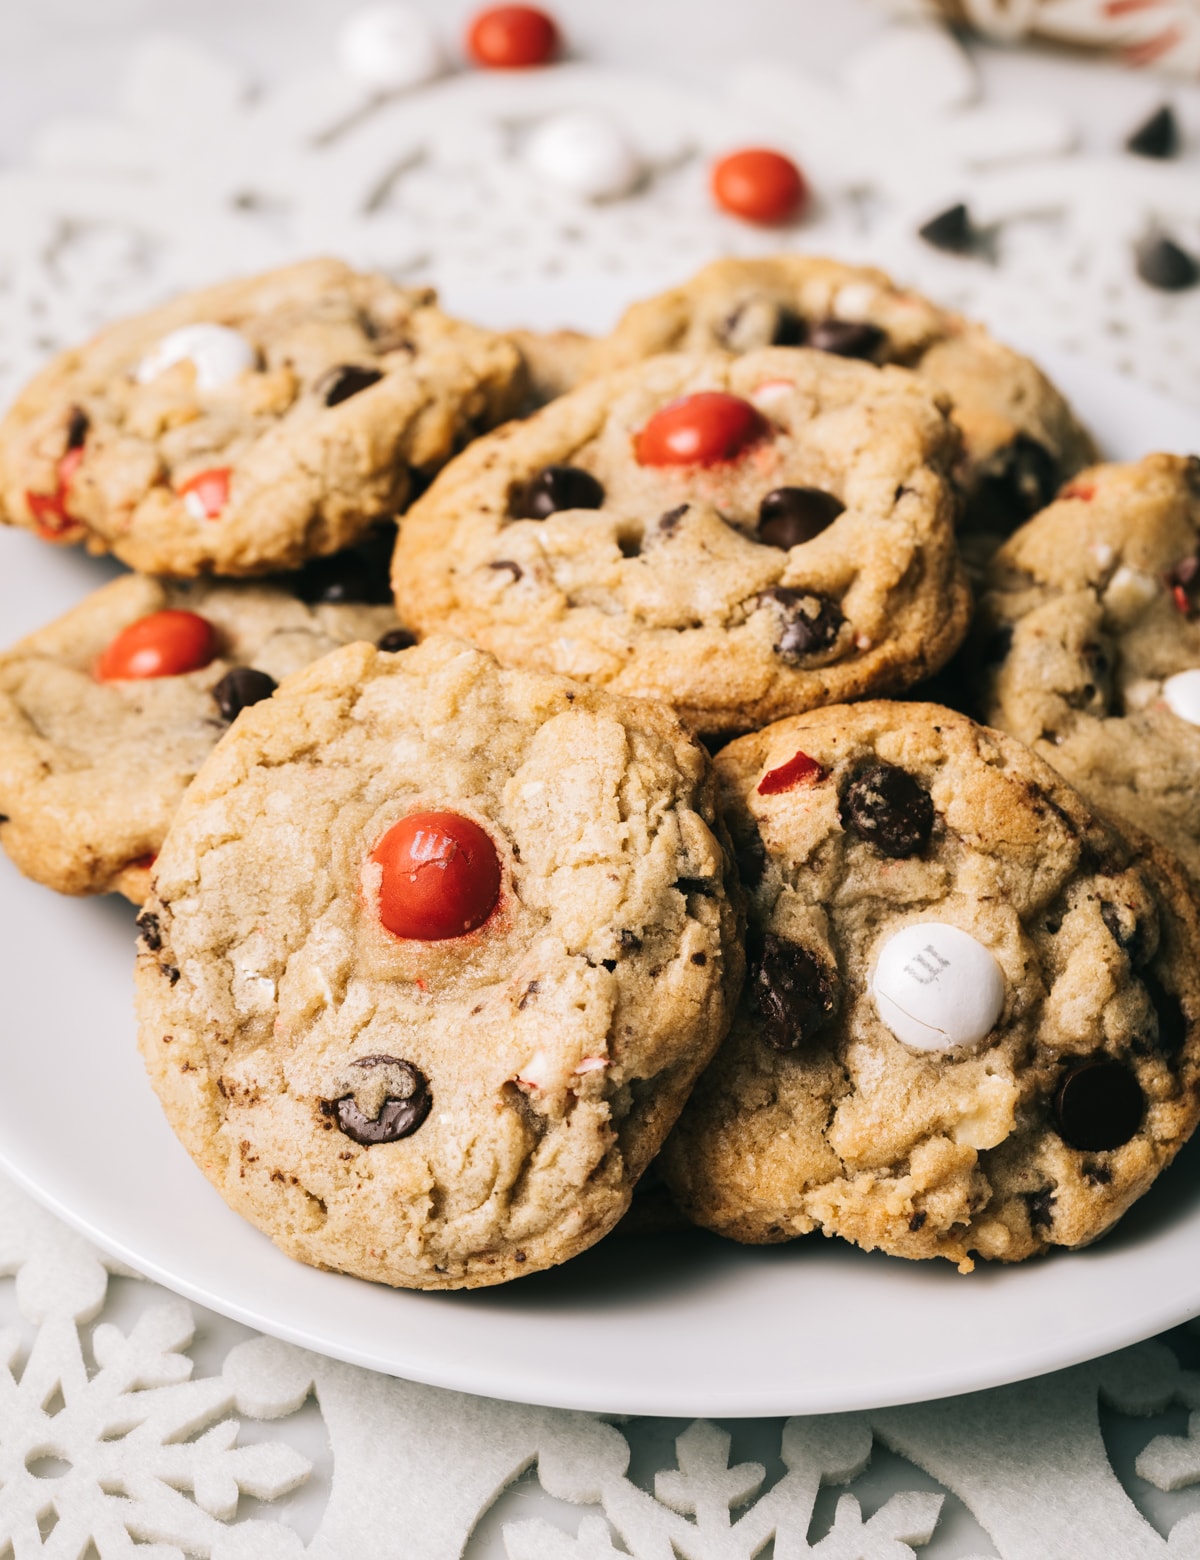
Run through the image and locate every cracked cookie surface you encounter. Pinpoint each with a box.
[0,567,397,901]
[391,348,970,735]
[0,258,524,576]
[974,455,1200,884]
[134,635,743,1289]
[661,700,1200,1269]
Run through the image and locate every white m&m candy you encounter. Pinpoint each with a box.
[338,5,445,90]
[871,922,1005,1053]
[525,111,643,202]
[136,324,256,391]
[1162,669,1200,727]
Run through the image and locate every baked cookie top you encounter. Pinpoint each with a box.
[0,259,524,577]
[974,455,1200,883]
[391,348,971,735]
[134,635,743,1290]
[660,700,1200,1270]
[587,254,1095,538]
[0,563,398,902]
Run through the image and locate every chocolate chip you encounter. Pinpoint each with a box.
[718,300,804,352]
[512,465,604,519]
[676,877,716,897]
[975,435,1060,529]
[212,666,277,721]
[324,1055,431,1146]
[377,628,417,652]
[294,550,391,605]
[66,407,89,450]
[840,763,934,858]
[601,959,617,972]
[908,1210,927,1232]
[489,559,523,581]
[750,933,837,1051]
[1025,1188,1055,1231]
[690,951,708,966]
[658,504,689,535]
[1126,104,1178,159]
[321,364,383,406]
[619,930,643,952]
[1082,1160,1112,1186]
[758,586,845,662]
[161,964,180,986]
[771,308,806,346]
[518,980,541,1010]
[807,319,886,360]
[1053,1058,1143,1151]
[1142,969,1187,1057]
[757,487,845,549]
[918,202,975,254]
[1100,899,1149,966]
[1137,236,1199,292]
[136,910,162,951]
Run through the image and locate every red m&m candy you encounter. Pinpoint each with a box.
[178,467,231,520]
[634,393,768,468]
[95,610,216,682]
[467,6,559,68]
[711,148,808,225]
[372,811,501,940]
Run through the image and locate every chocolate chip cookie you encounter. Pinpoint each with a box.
[391,348,971,735]
[134,635,743,1289]
[0,259,524,577]
[588,255,1095,540]
[660,700,1200,1269]
[974,455,1200,884]
[0,559,398,901]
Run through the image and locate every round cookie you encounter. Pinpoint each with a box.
[391,348,971,735]
[660,700,1200,1270]
[133,635,743,1289]
[0,562,399,901]
[588,254,1095,538]
[974,455,1200,884]
[0,258,524,577]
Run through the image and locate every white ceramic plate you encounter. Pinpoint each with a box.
[2,345,1200,1420]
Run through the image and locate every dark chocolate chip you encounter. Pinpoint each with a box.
[213,666,277,722]
[619,929,643,952]
[658,504,689,535]
[908,1210,928,1232]
[324,1055,431,1146]
[676,877,716,897]
[377,628,417,652]
[750,933,837,1052]
[512,464,604,519]
[757,486,845,549]
[807,319,886,360]
[1025,1188,1055,1231]
[489,559,523,581]
[66,406,89,450]
[718,300,804,352]
[771,307,806,346]
[136,910,162,951]
[1100,899,1150,966]
[1082,1160,1112,1186]
[918,202,975,255]
[294,550,391,605]
[1053,1057,1143,1151]
[840,763,934,858]
[321,364,383,407]
[161,964,180,986]
[1143,969,1187,1057]
[982,624,1014,666]
[1126,104,1179,159]
[1137,236,1199,292]
[976,435,1060,530]
[758,586,845,662]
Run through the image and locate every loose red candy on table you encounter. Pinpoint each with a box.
[178,467,231,520]
[467,5,559,67]
[711,148,808,225]
[634,393,768,468]
[372,811,501,941]
[94,610,217,682]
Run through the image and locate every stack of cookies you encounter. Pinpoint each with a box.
[2,251,1198,1290]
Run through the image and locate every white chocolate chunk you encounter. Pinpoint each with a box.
[1163,669,1200,727]
[871,922,1005,1053]
[525,111,642,202]
[337,5,445,90]
[136,323,256,390]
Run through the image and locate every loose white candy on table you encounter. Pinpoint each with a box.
[337,4,446,91]
[136,322,256,390]
[524,110,644,201]
[1163,668,1200,726]
[871,921,1005,1052]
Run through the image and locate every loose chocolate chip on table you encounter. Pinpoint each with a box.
[66,406,89,449]
[377,628,417,652]
[807,319,885,360]
[976,435,1060,528]
[1137,236,1199,292]
[213,666,277,721]
[1025,1188,1055,1231]
[758,586,845,662]
[751,933,837,1051]
[294,550,391,605]
[1053,1057,1144,1151]
[512,464,605,519]
[918,202,976,255]
[320,364,383,406]
[324,1055,432,1146]
[757,486,845,549]
[840,763,935,858]
[1126,104,1178,160]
